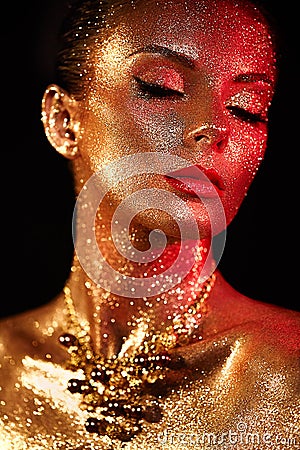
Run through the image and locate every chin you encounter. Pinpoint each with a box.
[132,208,214,242]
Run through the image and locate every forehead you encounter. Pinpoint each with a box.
[96,0,276,80]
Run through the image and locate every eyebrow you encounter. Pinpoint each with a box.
[129,46,274,86]
[233,73,274,85]
[128,45,196,69]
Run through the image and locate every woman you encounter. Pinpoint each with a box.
[1,0,299,448]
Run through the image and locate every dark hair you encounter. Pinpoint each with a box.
[55,0,141,97]
[55,0,279,99]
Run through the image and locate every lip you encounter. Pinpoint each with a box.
[164,165,224,198]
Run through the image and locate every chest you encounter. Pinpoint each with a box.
[0,355,298,449]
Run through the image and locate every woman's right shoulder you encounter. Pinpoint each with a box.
[0,297,63,358]
[0,311,31,359]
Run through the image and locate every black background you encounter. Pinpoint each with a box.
[1,0,299,317]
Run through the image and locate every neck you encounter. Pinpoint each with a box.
[65,234,216,358]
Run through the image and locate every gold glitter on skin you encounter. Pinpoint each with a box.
[69,0,276,234]
[1,0,299,448]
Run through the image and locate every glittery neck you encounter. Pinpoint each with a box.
[66,236,216,355]
[58,271,217,441]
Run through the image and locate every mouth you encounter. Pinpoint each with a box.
[164,165,225,198]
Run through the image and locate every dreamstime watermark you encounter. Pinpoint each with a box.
[73,152,227,297]
[156,422,298,448]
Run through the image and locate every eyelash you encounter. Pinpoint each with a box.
[134,77,184,98]
[226,106,267,124]
[134,77,267,124]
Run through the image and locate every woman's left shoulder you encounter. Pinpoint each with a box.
[235,301,300,389]
[250,301,300,351]
[216,272,300,353]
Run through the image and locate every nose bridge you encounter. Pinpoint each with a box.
[184,86,229,153]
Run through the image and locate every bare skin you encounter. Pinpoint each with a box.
[39,0,276,354]
[0,0,299,448]
[0,271,299,448]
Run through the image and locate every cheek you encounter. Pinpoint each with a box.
[234,125,267,175]
[79,99,137,174]
[81,96,184,172]
[78,106,110,172]
[222,124,268,217]
[126,99,184,152]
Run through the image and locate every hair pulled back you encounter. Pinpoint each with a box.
[55,0,278,99]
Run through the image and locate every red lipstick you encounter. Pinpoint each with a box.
[164,165,224,198]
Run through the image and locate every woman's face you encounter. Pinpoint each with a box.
[75,0,276,239]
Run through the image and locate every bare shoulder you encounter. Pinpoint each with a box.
[240,296,300,353]
[215,272,300,350]
[0,311,29,356]
[0,306,43,351]
[221,287,300,396]
[0,297,64,367]
[0,310,41,410]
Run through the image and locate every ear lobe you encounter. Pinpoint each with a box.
[41,84,81,160]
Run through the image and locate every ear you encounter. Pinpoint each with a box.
[41,84,81,160]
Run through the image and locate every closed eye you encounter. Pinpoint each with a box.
[134,76,185,98]
[227,105,267,124]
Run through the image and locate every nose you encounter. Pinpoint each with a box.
[184,123,229,153]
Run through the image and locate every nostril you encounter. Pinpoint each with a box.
[187,126,228,151]
[214,136,228,152]
[194,134,210,143]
